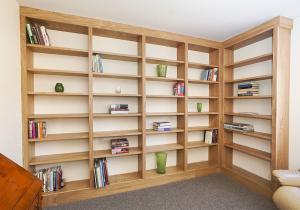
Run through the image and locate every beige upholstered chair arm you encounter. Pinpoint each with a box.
[273,170,300,187]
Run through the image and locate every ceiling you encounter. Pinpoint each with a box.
[17,0,300,41]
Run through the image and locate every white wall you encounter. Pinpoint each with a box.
[0,0,22,165]
[289,16,300,169]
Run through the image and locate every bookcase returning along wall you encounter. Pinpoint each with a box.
[20,7,292,206]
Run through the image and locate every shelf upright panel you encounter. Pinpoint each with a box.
[88,27,95,187]
[138,35,146,178]
[176,42,188,171]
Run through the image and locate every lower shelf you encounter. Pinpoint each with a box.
[43,179,90,196]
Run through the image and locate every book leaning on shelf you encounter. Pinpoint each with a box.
[204,129,218,144]
[28,120,47,139]
[34,166,63,192]
[200,68,218,81]
[173,82,184,96]
[26,23,50,46]
[92,54,104,73]
[94,158,109,188]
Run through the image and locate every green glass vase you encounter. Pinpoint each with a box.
[55,83,64,92]
[156,152,167,174]
[156,64,168,77]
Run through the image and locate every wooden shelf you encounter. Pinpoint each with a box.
[145,76,184,82]
[28,92,88,96]
[188,126,218,131]
[28,132,89,142]
[188,62,218,69]
[224,112,271,120]
[93,72,141,80]
[187,161,217,171]
[109,172,141,184]
[93,93,142,97]
[146,128,184,135]
[224,128,272,141]
[146,166,183,178]
[146,95,184,98]
[94,147,142,159]
[224,95,272,99]
[93,113,141,118]
[188,112,219,116]
[28,113,88,119]
[146,143,184,153]
[94,130,142,138]
[93,51,142,62]
[225,53,273,68]
[146,57,184,66]
[27,44,88,57]
[188,96,218,99]
[188,79,219,84]
[225,75,272,83]
[27,68,89,77]
[29,151,89,165]
[224,142,271,161]
[146,112,184,116]
[187,141,217,149]
[43,179,90,196]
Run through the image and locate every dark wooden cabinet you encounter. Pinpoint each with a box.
[0,154,42,210]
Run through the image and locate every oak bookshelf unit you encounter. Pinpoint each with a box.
[20,7,291,206]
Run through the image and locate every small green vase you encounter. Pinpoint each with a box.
[156,64,168,77]
[156,152,167,174]
[55,83,64,92]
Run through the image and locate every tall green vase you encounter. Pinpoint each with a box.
[156,152,167,174]
[156,64,168,77]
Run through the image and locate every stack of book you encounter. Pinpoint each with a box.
[200,68,218,81]
[153,122,172,131]
[94,158,109,188]
[204,129,218,144]
[173,82,185,96]
[28,120,47,139]
[224,122,254,132]
[34,166,63,192]
[111,138,129,154]
[26,23,50,46]
[237,82,259,96]
[92,54,104,73]
[109,104,129,114]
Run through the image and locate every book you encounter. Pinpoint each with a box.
[204,130,213,144]
[26,24,34,44]
[34,166,63,192]
[92,54,104,73]
[224,122,254,132]
[200,68,218,81]
[94,158,109,188]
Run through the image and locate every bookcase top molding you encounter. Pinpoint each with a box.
[20,6,222,50]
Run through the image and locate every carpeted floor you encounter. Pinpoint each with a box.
[46,173,277,210]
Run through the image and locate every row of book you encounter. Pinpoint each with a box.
[34,166,63,192]
[173,82,185,96]
[28,120,47,139]
[110,104,129,114]
[94,158,109,188]
[224,122,254,132]
[153,121,172,131]
[92,54,104,73]
[111,138,129,154]
[26,23,50,46]
[204,129,218,144]
[237,82,259,96]
[200,68,218,81]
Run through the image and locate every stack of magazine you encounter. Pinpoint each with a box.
[153,122,172,131]
[224,122,254,132]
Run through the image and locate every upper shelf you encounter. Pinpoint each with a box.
[28,92,88,96]
[188,79,219,84]
[93,72,141,80]
[27,44,88,57]
[225,53,273,68]
[146,76,184,82]
[224,112,272,120]
[146,57,184,66]
[93,51,142,62]
[188,62,218,69]
[27,68,89,77]
[224,95,272,99]
[225,75,272,83]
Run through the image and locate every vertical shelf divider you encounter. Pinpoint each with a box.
[88,27,94,187]
[138,35,146,178]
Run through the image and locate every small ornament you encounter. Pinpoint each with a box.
[115,86,121,94]
[55,83,64,92]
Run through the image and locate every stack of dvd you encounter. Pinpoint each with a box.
[111,138,129,154]
[153,122,172,131]
[109,104,129,114]
[238,82,259,96]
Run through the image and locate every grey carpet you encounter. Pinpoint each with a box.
[46,173,277,210]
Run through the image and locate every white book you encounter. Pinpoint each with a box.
[40,26,50,46]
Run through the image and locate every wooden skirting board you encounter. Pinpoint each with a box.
[43,166,221,207]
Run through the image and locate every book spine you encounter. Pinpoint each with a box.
[26,24,34,44]
[40,26,50,46]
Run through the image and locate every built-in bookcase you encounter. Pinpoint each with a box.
[21,7,222,205]
[21,7,291,206]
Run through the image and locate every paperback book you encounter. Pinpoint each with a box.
[94,158,109,188]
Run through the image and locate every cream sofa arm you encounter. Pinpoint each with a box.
[273,170,300,187]
[273,186,300,210]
